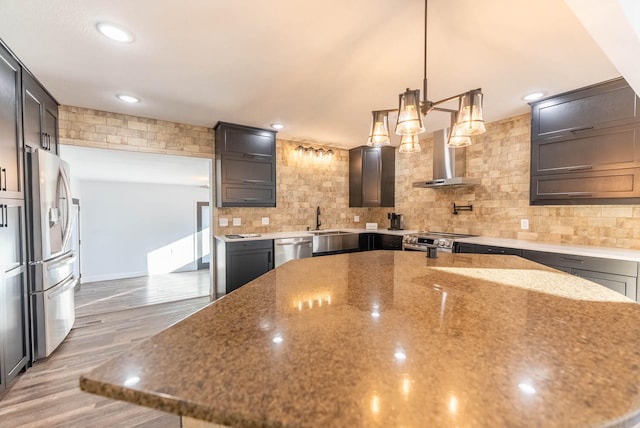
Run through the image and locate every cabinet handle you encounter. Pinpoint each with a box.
[242,198,260,201]
[242,152,270,158]
[487,248,505,254]
[243,179,269,183]
[268,251,272,265]
[560,256,584,264]
[541,164,593,172]
[1,204,6,227]
[570,126,594,133]
[544,192,592,197]
[0,167,5,191]
[47,133,51,150]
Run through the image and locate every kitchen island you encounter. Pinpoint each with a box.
[80,251,640,427]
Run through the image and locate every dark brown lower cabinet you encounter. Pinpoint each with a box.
[224,240,273,294]
[379,234,403,250]
[0,199,29,391]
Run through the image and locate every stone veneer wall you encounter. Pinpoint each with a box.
[395,113,640,249]
[58,106,214,158]
[58,106,640,249]
[215,139,390,234]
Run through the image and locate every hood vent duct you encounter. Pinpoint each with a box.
[412,129,480,188]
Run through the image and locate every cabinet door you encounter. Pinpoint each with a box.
[531,123,640,176]
[225,240,273,293]
[220,156,275,186]
[0,44,23,199]
[23,73,45,150]
[215,123,275,158]
[0,201,25,271]
[380,234,402,250]
[572,268,637,300]
[0,199,28,387]
[361,148,382,207]
[531,167,640,205]
[531,78,640,141]
[43,94,58,154]
[2,265,29,383]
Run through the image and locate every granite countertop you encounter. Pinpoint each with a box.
[215,228,417,242]
[80,252,640,427]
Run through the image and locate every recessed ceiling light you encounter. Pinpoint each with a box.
[271,123,284,130]
[522,92,546,101]
[96,22,134,43]
[116,94,140,103]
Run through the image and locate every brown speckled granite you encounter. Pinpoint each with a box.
[80,251,640,427]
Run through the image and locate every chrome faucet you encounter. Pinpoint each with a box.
[315,206,321,230]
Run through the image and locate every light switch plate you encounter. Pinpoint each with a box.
[520,219,529,230]
[262,217,269,225]
[354,215,360,222]
[219,218,229,227]
[233,217,241,226]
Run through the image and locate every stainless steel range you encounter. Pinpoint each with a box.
[403,232,475,253]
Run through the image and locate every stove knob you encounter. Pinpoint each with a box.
[438,240,445,247]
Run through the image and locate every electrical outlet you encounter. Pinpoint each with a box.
[520,219,529,230]
[233,217,241,226]
[262,217,269,225]
[354,215,360,223]
[219,218,229,227]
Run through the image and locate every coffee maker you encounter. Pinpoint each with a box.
[388,213,404,230]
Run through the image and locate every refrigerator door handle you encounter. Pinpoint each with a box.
[48,276,77,299]
[59,164,73,252]
[46,253,76,271]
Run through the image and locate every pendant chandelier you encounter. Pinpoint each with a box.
[366,0,486,153]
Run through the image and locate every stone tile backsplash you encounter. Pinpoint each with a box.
[59,105,640,249]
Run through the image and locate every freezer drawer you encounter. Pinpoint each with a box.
[32,274,76,359]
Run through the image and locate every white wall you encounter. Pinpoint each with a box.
[78,180,209,283]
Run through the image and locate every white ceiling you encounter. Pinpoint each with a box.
[59,145,211,187]
[0,0,635,149]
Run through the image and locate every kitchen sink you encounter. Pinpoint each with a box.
[308,230,352,236]
[311,231,359,254]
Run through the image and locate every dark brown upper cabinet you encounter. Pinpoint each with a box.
[0,42,24,200]
[530,78,640,205]
[349,146,395,207]
[214,122,277,207]
[22,72,59,154]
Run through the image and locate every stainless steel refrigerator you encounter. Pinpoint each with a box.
[27,148,76,360]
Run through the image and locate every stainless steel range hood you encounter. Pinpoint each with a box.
[412,128,480,188]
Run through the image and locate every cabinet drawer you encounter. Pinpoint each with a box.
[530,167,640,205]
[220,156,275,185]
[532,78,639,141]
[219,184,275,207]
[531,123,640,175]
[474,244,521,256]
[227,239,273,251]
[215,123,275,158]
[522,250,638,277]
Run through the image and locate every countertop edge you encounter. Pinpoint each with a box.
[214,228,416,242]
[456,236,640,262]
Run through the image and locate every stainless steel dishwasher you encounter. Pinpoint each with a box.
[274,237,313,267]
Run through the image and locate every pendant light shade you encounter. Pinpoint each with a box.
[453,90,485,136]
[395,89,425,135]
[398,134,422,153]
[368,111,391,146]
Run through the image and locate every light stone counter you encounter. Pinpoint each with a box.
[214,228,417,243]
[456,236,640,262]
[80,251,640,427]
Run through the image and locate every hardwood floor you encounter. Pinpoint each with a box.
[0,272,212,428]
[75,270,211,317]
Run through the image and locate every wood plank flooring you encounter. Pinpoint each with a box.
[0,272,212,428]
